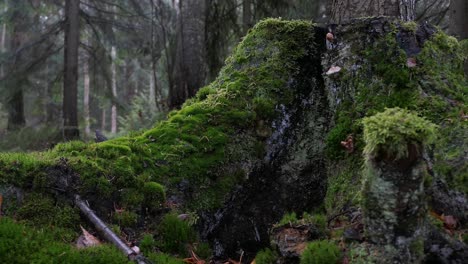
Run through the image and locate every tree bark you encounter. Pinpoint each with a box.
[110,46,118,134]
[449,0,468,39]
[331,0,415,24]
[449,0,468,76]
[169,0,207,109]
[243,0,252,34]
[63,0,80,140]
[0,0,6,78]
[6,0,25,130]
[83,50,91,137]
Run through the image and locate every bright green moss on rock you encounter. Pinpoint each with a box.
[362,108,437,159]
[300,240,341,264]
[142,181,165,212]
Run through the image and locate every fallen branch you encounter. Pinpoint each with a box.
[74,195,151,264]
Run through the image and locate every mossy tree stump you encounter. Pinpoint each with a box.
[362,108,437,262]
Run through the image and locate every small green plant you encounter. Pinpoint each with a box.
[140,234,156,254]
[143,181,166,211]
[158,213,196,256]
[348,243,377,264]
[300,240,341,264]
[278,212,298,226]
[113,211,138,228]
[401,21,418,32]
[194,242,212,260]
[255,248,278,264]
[362,108,437,159]
[147,252,185,264]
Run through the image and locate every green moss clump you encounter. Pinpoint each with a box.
[254,248,278,264]
[0,217,131,264]
[146,252,185,264]
[278,212,298,226]
[140,234,156,254]
[401,21,418,32]
[142,182,166,212]
[362,108,437,159]
[193,242,212,260]
[158,213,196,256]
[16,193,80,231]
[300,240,341,264]
[112,211,138,228]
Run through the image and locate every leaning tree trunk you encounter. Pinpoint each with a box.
[63,0,80,140]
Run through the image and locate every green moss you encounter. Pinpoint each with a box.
[146,252,184,264]
[255,248,278,264]
[142,181,166,212]
[278,212,298,226]
[16,192,80,232]
[112,211,138,228]
[401,21,418,32]
[409,238,424,257]
[324,156,362,216]
[0,217,131,264]
[139,234,156,254]
[193,242,212,260]
[300,240,341,264]
[362,108,437,159]
[158,213,196,256]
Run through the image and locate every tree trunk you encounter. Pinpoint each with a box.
[0,0,6,78]
[331,0,415,23]
[101,108,106,132]
[63,0,80,140]
[449,0,468,76]
[6,0,25,130]
[169,0,207,109]
[110,46,117,134]
[243,0,252,34]
[149,71,156,112]
[83,50,91,137]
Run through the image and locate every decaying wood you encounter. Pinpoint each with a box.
[74,195,150,264]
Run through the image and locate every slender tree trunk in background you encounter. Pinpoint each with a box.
[169,0,207,108]
[331,0,415,23]
[63,0,80,140]
[83,52,91,137]
[6,0,25,131]
[149,71,156,111]
[243,0,252,34]
[449,0,468,76]
[101,108,106,132]
[110,46,118,134]
[0,1,7,78]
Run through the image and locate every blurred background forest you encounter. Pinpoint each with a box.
[0,0,453,151]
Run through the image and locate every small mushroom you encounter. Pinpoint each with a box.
[326,66,342,75]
